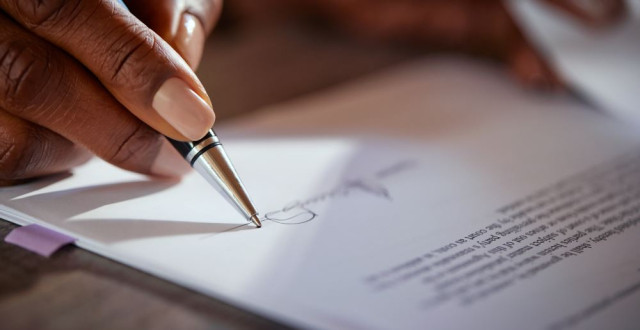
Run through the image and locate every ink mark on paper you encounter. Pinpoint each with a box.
[264,160,416,225]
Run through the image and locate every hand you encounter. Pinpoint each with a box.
[0,0,222,185]
[507,0,626,89]
[248,0,625,89]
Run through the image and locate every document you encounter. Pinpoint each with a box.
[2,58,640,329]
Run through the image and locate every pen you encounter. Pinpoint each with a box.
[117,0,261,228]
[169,131,262,228]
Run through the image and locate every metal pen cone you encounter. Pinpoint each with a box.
[188,131,259,223]
[250,215,262,228]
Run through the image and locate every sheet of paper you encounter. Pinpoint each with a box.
[2,58,640,329]
[508,0,640,124]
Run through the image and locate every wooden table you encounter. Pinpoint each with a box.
[0,21,419,329]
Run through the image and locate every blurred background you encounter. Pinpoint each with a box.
[197,2,423,120]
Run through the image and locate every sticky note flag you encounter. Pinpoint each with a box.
[5,224,76,257]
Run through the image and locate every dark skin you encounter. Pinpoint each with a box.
[233,0,625,88]
[0,0,222,185]
[0,0,626,185]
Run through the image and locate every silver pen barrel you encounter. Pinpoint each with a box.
[170,130,261,227]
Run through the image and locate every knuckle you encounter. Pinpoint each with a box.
[0,39,53,116]
[107,122,160,168]
[0,125,40,181]
[14,0,84,31]
[104,28,160,89]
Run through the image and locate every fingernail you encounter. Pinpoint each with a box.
[151,140,192,177]
[175,13,205,70]
[153,77,215,140]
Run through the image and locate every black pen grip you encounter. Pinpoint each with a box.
[167,130,215,159]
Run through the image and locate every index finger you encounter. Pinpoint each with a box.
[0,0,215,142]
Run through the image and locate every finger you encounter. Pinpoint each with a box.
[0,13,190,178]
[508,40,565,91]
[496,2,565,91]
[542,0,626,26]
[126,0,223,69]
[0,110,90,185]
[0,0,215,141]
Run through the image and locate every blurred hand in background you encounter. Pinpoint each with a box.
[230,0,626,90]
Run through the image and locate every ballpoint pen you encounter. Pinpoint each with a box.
[169,131,261,228]
[117,0,261,228]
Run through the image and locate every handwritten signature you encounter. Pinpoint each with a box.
[263,160,416,225]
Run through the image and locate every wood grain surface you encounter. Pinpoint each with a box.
[0,20,418,329]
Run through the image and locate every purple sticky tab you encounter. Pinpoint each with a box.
[5,224,76,257]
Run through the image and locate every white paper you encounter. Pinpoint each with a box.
[508,0,640,124]
[3,58,640,329]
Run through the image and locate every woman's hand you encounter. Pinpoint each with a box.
[0,0,222,185]
[248,0,625,89]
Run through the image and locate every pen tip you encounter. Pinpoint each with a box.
[250,214,262,228]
